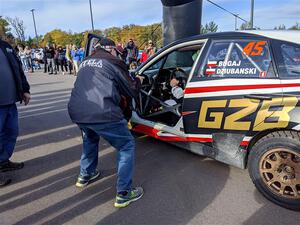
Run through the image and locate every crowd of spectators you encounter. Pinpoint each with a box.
[15,38,157,74]
[113,39,157,70]
[15,43,85,76]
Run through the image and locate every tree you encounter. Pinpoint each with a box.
[0,16,10,38]
[274,24,286,30]
[0,16,15,44]
[6,17,26,42]
[41,29,72,47]
[239,22,251,30]
[273,23,300,30]
[288,22,300,30]
[201,21,218,34]
[27,36,34,47]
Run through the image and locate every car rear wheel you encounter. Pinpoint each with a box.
[248,131,300,210]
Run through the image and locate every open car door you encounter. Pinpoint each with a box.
[85,33,103,58]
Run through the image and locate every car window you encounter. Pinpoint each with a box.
[144,45,202,73]
[276,42,300,77]
[147,57,164,71]
[197,39,275,78]
[163,48,200,69]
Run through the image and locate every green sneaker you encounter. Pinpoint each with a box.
[75,170,100,188]
[114,187,144,208]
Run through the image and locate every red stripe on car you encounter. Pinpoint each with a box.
[185,83,300,94]
[240,141,250,147]
[132,124,213,143]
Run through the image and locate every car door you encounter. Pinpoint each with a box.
[273,40,300,130]
[182,37,283,152]
[85,33,103,58]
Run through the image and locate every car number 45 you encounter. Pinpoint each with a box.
[198,97,298,131]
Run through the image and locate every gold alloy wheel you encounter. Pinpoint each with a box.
[259,148,300,199]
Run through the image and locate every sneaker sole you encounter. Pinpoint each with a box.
[75,172,100,188]
[114,192,144,208]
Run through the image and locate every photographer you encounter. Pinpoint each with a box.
[68,38,144,208]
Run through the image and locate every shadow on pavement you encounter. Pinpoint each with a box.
[30,88,72,96]
[96,139,230,225]
[0,151,116,214]
[11,143,82,185]
[242,190,300,225]
[30,82,64,87]
[2,77,231,225]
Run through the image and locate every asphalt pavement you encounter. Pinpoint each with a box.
[0,71,299,225]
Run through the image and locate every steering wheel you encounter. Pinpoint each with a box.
[141,68,188,117]
[169,68,188,89]
[142,69,171,114]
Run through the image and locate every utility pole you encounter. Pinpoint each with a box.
[30,9,39,46]
[250,0,254,29]
[89,0,95,32]
[234,14,238,30]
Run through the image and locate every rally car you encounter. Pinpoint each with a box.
[86,30,300,210]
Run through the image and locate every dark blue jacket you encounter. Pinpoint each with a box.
[0,39,30,102]
[68,48,141,123]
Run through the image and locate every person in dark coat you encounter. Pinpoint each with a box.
[68,37,144,208]
[125,39,138,65]
[0,38,31,186]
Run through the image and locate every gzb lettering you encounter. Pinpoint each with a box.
[198,97,298,131]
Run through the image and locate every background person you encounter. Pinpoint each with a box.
[43,46,48,73]
[125,39,138,65]
[58,46,67,75]
[68,38,144,208]
[66,44,73,75]
[24,46,34,73]
[45,44,56,74]
[0,38,31,186]
[54,45,60,73]
[71,45,80,75]
[18,44,28,72]
[140,40,156,63]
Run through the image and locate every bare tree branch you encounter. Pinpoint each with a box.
[6,16,26,42]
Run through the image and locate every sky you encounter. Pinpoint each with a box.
[0,0,299,38]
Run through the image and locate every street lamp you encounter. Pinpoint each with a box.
[30,9,39,46]
[89,0,95,32]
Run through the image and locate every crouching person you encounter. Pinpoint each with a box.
[68,38,144,208]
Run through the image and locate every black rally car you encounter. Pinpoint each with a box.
[86,30,300,210]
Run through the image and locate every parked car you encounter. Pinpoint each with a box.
[86,31,300,210]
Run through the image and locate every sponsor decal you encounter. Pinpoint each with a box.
[198,97,298,131]
[6,47,13,53]
[79,59,103,69]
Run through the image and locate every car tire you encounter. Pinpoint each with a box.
[248,130,300,211]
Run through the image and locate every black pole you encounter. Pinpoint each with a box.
[30,9,39,46]
[161,0,203,45]
[250,0,254,29]
[89,0,95,32]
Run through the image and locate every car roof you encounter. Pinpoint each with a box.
[139,30,300,69]
[239,30,300,44]
[166,30,300,47]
